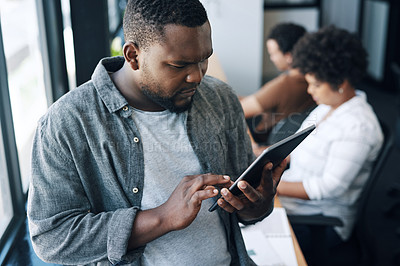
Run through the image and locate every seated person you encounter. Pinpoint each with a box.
[240,22,316,148]
[277,26,384,264]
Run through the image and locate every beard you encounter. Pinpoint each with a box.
[141,84,194,113]
[139,60,195,113]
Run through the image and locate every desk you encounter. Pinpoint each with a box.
[275,197,307,266]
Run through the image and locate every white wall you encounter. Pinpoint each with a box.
[263,8,319,81]
[201,0,264,96]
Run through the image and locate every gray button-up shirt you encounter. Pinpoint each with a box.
[27,57,257,265]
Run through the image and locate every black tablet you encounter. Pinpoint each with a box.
[208,124,316,212]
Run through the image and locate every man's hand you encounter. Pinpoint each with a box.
[159,173,231,231]
[216,159,287,221]
[128,173,230,250]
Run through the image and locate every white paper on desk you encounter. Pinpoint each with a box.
[243,208,291,237]
[241,230,285,266]
[241,207,298,266]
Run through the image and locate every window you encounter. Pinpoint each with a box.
[0,0,126,260]
[61,0,77,91]
[0,124,13,238]
[0,0,49,192]
[109,0,126,56]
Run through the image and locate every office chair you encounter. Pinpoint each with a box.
[266,106,316,145]
[246,106,315,146]
[286,119,394,266]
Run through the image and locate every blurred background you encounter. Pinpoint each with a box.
[0,0,399,265]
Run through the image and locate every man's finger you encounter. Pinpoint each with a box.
[217,198,236,213]
[188,174,231,190]
[272,159,288,184]
[237,181,260,203]
[190,188,219,206]
[220,188,245,211]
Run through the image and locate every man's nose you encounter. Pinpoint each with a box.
[186,62,207,83]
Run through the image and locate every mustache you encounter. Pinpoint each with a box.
[179,85,198,94]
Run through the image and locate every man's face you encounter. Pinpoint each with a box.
[137,21,213,113]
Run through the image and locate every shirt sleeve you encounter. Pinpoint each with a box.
[27,120,142,265]
[303,137,374,201]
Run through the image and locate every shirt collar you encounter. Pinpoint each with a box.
[92,56,130,114]
[328,89,366,117]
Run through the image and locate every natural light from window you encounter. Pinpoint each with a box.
[0,0,49,192]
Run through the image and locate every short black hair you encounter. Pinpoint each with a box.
[267,23,306,54]
[123,0,208,49]
[292,25,368,89]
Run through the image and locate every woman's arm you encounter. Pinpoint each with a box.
[277,181,310,200]
[240,95,263,119]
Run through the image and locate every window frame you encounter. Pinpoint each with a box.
[0,21,26,264]
[0,0,123,262]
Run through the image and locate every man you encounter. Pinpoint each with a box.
[240,23,315,151]
[27,0,286,265]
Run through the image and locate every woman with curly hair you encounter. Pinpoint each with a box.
[277,26,384,264]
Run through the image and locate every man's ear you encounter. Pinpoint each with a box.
[123,41,140,70]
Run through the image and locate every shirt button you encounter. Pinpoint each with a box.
[122,105,128,111]
[134,137,139,143]
[132,187,139,194]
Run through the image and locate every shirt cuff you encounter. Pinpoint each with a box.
[107,207,143,264]
[303,178,322,200]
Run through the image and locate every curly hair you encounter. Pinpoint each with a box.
[292,25,368,89]
[123,0,208,50]
[267,23,306,54]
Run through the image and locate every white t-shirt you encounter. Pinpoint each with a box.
[280,91,383,240]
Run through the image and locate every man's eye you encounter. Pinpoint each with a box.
[170,64,185,69]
